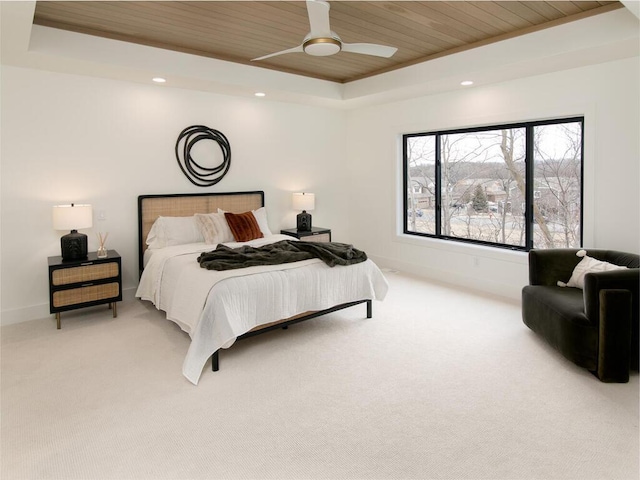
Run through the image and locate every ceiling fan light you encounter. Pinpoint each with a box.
[303,37,341,56]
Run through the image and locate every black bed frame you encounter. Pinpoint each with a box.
[211,299,372,371]
[137,191,374,374]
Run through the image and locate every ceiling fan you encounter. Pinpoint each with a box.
[252,0,398,61]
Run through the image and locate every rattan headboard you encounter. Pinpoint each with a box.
[138,191,264,273]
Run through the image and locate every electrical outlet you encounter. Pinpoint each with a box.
[98,210,107,221]
[473,257,480,267]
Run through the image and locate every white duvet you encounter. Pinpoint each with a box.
[136,235,389,384]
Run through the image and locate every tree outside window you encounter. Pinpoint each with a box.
[403,118,583,251]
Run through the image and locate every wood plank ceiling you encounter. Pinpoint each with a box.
[33,1,622,84]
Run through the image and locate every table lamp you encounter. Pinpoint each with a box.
[293,192,315,231]
[52,204,93,260]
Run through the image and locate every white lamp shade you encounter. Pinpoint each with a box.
[52,204,93,231]
[292,192,315,212]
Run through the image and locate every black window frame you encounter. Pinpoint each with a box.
[402,116,584,251]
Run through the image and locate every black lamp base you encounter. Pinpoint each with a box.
[61,230,88,261]
[296,211,312,232]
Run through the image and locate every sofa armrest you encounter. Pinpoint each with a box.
[528,249,582,286]
[596,289,632,382]
[583,268,639,322]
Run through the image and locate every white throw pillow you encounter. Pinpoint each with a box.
[251,207,273,236]
[146,216,204,249]
[217,207,273,237]
[558,249,626,289]
[195,212,235,244]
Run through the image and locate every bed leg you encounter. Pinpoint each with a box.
[212,350,219,372]
[366,300,372,318]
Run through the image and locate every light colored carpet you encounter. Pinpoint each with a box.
[1,270,638,480]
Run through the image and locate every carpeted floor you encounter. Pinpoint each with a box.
[1,270,638,480]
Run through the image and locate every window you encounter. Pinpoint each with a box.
[403,118,583,251]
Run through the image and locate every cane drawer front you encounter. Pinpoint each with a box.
[52,283,120,308]
[299,233,331,243]
[52,262,119,286]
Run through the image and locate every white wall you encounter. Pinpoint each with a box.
[2,56,639,323]
[0,66,348,324]
[346,57,640,300]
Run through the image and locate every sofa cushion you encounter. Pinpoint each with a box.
[522,285,597,369]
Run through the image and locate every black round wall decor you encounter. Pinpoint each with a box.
[175,125,231,187]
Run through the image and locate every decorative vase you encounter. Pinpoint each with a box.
[97,232,109,258]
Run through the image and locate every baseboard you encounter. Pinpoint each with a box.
[1,287,138,326]
[0,303,50,326]
[2,263,521,326]
[368,253,521,303]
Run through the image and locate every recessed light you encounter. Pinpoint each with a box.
[460,80,474,86]
[152,77,166,83]
[254,92,266,97]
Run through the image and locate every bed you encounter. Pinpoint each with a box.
[135,191,388,384]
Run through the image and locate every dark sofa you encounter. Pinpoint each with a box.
[522,249,639,382]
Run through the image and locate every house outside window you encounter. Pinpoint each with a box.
[403,118,583,251]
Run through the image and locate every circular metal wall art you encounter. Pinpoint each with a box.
[175,125,231,187]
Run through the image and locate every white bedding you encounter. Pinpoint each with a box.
[136,235,389,384]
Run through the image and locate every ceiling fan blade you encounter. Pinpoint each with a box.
[251,44,304,61]
[341,43,398,58]
[306,0,332,36]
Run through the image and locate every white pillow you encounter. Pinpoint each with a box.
[195,212,235,244]
[558,249,627,289]
[217,207,273,237]
[146,216,204,249]
[251,207,273,236]
[146,219,163,249]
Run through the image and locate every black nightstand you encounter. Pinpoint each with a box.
[48,250,122,329]
[280,227,331,243]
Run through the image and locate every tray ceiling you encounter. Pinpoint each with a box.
[33,1,622,84]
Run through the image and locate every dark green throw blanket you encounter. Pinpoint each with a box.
[197,240,367,271]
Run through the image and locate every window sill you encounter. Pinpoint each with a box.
[394,232,528,265]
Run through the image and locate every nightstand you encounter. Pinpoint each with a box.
[48,250,122,329]
[280,227,331,243]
